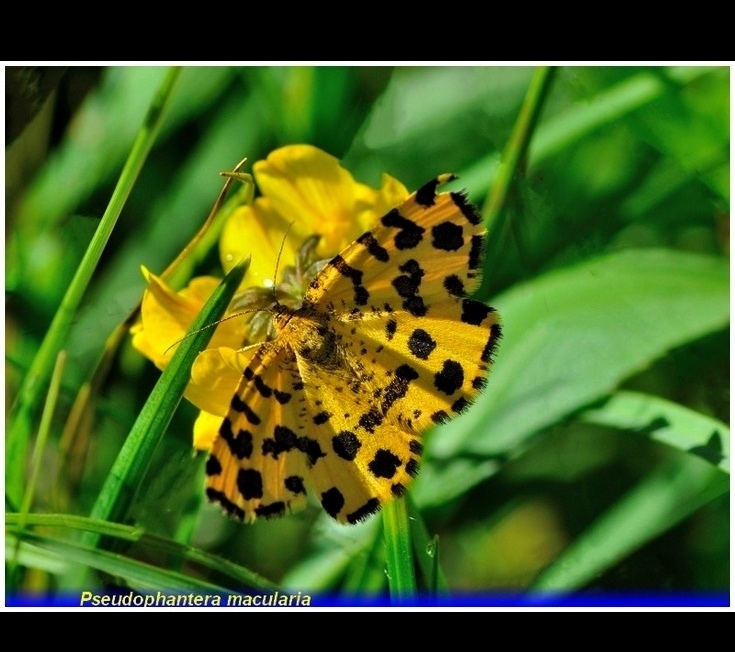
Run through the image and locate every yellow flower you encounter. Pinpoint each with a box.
[131,144,408,451]
[219,144,408,286]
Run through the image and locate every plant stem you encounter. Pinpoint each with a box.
[383,497,417,603]
[482,65,555,228]
[6,67,183,504]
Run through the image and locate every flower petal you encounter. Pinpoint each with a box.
[253,144,364,256]
[367,173,410,218]
[219,199,296,287]
[131,268,218,369]
[187,345,257,416]
[131,269,251,371]
[193,410,224,451]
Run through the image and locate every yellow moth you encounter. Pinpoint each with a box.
[206,174,501,524]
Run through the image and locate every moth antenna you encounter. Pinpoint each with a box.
[164,308,259,355]
[271,222,294,307]
[167,218,294,356]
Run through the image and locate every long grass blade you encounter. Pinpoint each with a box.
[6,67,183,504]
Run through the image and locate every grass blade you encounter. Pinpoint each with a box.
[6,67,183,504]
[85,259,248,543]
[582,390,730,473]
[482,65,555,226]
[382,497,416,603]
[8,531,231,594]
[6,512,277,592]
[8,351,67,588]
[530,456,728,592]
[406,495,449,594]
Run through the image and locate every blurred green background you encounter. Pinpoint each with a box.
[5,65,729,603]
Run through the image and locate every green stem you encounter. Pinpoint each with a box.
[406,494,449,593]
[482,66,555,228]
[8,351,67,589]
[21,352,67,516]
[84,260,247,546]
[6,67,183,503]
[383,497,416,603]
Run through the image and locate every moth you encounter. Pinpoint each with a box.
[205,174,501,524]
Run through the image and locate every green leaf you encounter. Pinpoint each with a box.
[529,456,728,592]
[348,67,535,189]
[6,512,277,591]
[280,517,379,592]
[85,259,248,542]
[436,248,727,457]
[581,390,729,473]
[627,66,729,200]
[459,66,719,200]
[417,248,728,505]
[17,67,235,231]
[6,67,183,505]
[9,530,230,593]
[66,93,265,375]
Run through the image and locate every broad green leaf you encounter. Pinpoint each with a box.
[582,390,729,473]
[417,248,728,506]
[530,455,728,592]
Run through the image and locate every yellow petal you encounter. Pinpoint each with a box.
[253,144,362,256]
[368,173,410,218]
[193,410,224,451]
[131,269,218,369]
[354,172,410,232]
[219,199,296,287]
[131,269,251,373]
[187,345,257,416]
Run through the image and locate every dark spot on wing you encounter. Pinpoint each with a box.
[434,360,464,395]
[407,328,437,360]
[432,221,464,251]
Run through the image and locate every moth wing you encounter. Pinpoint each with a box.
[205,340,311,522]
[307,174,486,313]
